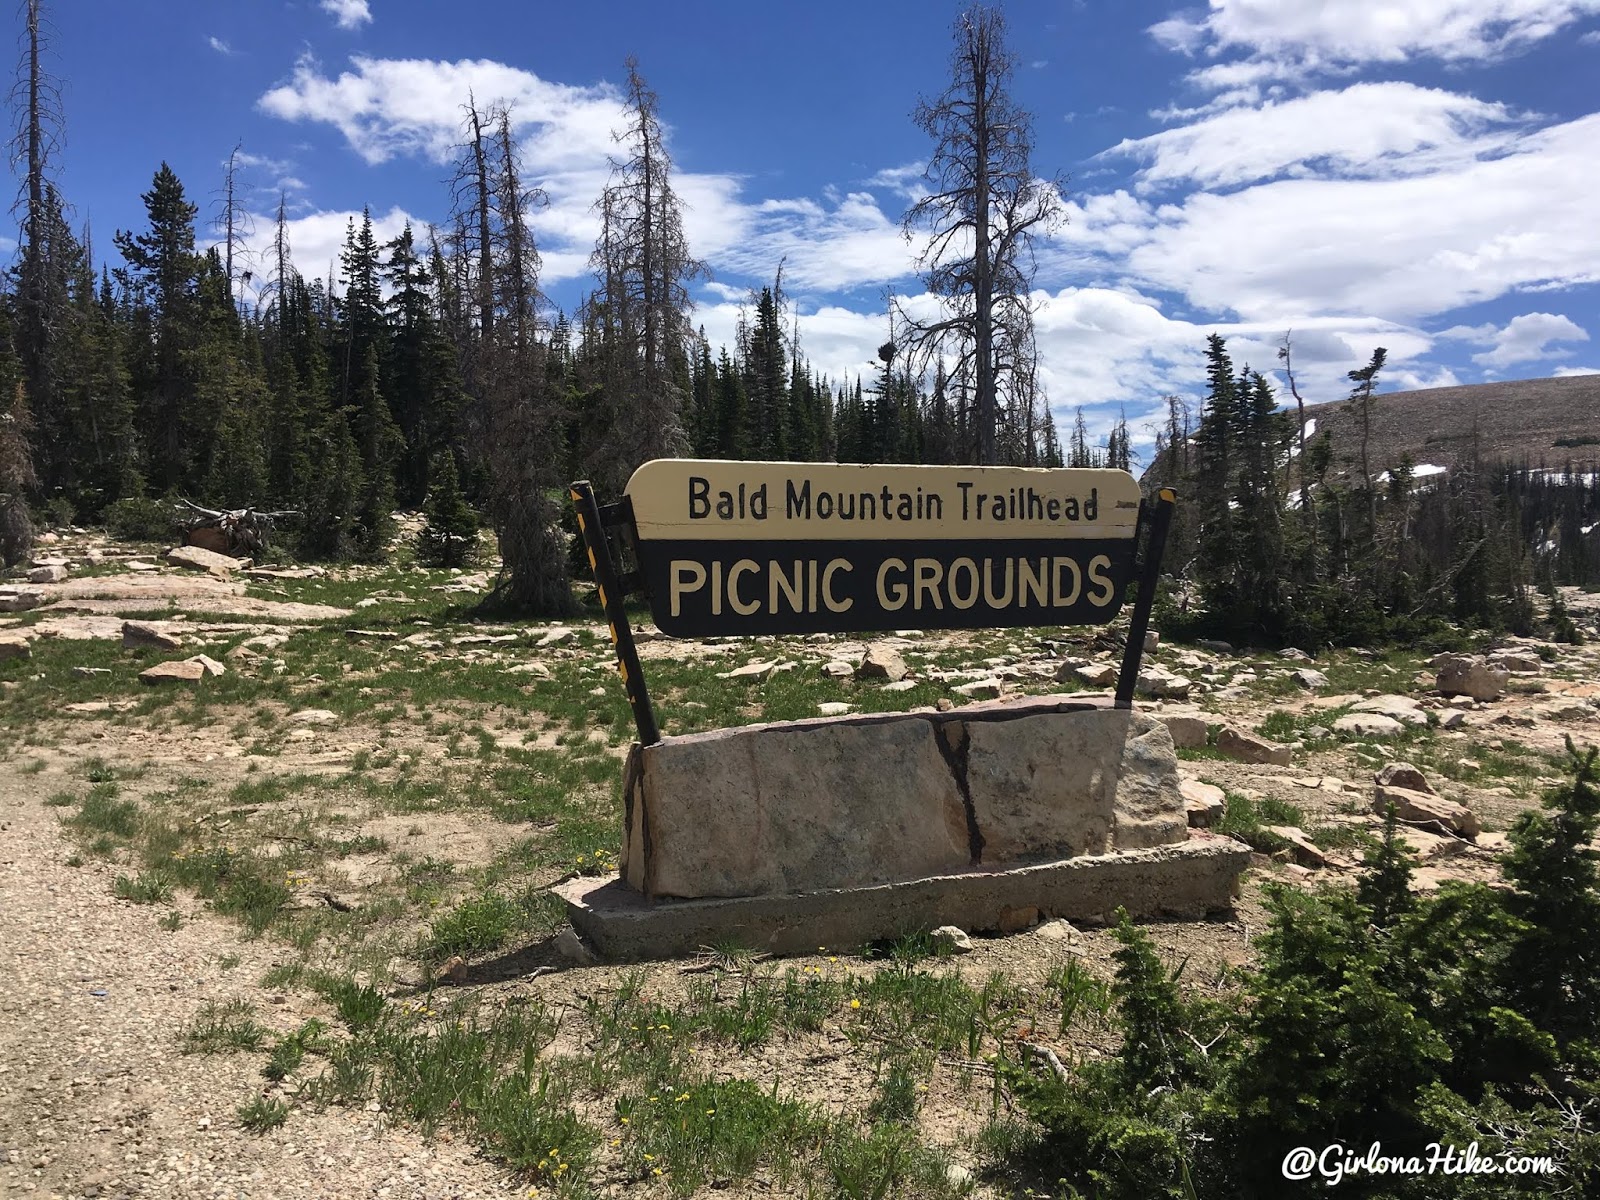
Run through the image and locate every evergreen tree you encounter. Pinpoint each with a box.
[353,343,401,559]
[417,450,478,568]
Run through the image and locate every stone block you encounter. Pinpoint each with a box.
[622,696,1190,900]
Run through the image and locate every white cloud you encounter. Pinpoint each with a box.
[320,0,372,31]
[1152,0,1600,66]
[1553,365,1600,375]
[1109,83,1519,192]
[208,36,234,56]
[228,205,420,298]
[1103,112,1600,321]
[1470,311,1589,367]
[259,55,624,167]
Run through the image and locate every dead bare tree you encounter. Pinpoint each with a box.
[214,143,255,312]
[898,5,1064,465]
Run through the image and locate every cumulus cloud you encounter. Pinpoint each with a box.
[1108,83,1520,192]
[226,205,420,299]
[1468,311,1589,368]
[1553,364,1600,375]
[1152,0,1600,66]
[320,0,372,31]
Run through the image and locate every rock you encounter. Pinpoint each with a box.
[290,709,340,725]
[995,904,1040,933]
[1197,639,1234,654]
[1277,647,1312,661]
[122,621,184,651]
[1216,726,1292,766]
[1144,630,1160,653]
[817,702,856,717]
[1136,667,1191,700]
[506,661,553,678]
[1439,710,1467,729]
[537,627,576,648]
[0,636,30,661]
[138,660,207,686]
[951,678,1002,700]
[1436,654,1510,702]
[1034,918,1078,942]
[71,666,108,678]
[1305,725,1331,740]
[1350,695,1428,726]
[1373,784,1480,837]
[27,564,67,583]
[286,727,317,742]
[164,545,247,575]
[345,628,400,642]
[554,927,597,966]
[189,654,226,678]
[125,559,158,571]
[1291,667,1329,689]
[930,926,973,954]
[1064,661,1117,688]
[1489,652,1542,674]
[1159,712,1209,749]
[856,644,909,683]
[821,660,855,680]
[354,597,379,609]
[1397,828,1466,862]
[721,658,784,680]
[1181,779,1226,827]
[1264,825,1328,867]
[1334,713,1405,738]
[882,679,920,693]
[1374,762,1433,794]
[623,701,1189,898]
[0,588,45,612]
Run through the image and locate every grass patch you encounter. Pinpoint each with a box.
[181,999,270,1054]
[113,871,173,904]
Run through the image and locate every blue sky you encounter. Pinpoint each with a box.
[32,0,1600,461]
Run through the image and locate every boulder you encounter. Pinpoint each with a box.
[26,564,67,584]
[1216,726,1292,766]
[995,904,1040,933]
[1335,713,1406,738]
[721,658,783,680]
[821,660,855,680]
[1063,661,1117,688]
[190,654,225,678]
[817,701,856,717]
[1143,630,1160,653]
[1136,667,1191,700]
[1158,712,1210,749]
[291,709,339,726]
[139,660,207,686]
[622,700,1188,898]
[1374,762,1433,794]
[856,644,909,683]
[1372,784,1480,837]
[1264,825,1328,866]
[1291,667,1329,690]
[0,635,30,661]
[1277,647,1312,662]
[1196,639,1234,655]
[951,678,1002,700]
[1180,778,1226,827]
[122,621,184,651]
[536,627,576,648]
[0,589,45,613]
[1350,695,1428,726]
[164,545,247,575]
[1436,655,1510,702]
[1488,652,1542,674]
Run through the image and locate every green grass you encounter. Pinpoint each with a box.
[114,871,174,904]
[1216,792,1307,852]
[236,1095,290,1134]
[181,999,271,1054]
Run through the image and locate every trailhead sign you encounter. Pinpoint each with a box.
[623,460,1144,638]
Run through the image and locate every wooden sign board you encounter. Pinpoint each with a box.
[623,461,1143,638]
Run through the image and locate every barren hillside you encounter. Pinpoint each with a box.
[1292,372,1600,479]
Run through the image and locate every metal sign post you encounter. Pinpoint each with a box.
[569,480,661,747]
[1114,487,1177,709]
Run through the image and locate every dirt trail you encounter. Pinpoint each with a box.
[0,759,507,1200]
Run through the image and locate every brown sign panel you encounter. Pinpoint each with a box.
[624,461,1143,638]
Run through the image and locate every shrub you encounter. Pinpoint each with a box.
[105,495,179,542]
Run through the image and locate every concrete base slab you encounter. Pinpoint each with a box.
[555,833,1251,961]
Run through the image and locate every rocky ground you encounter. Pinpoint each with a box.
[2,527,1598,1200]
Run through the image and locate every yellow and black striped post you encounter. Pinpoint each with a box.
[1115,487,1177,710]
[569,479,661,747]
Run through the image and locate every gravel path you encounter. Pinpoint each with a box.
[0,765,512,1200]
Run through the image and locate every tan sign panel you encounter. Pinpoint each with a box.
[624,460,1141,543]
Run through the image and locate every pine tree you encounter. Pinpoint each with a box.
[417,451,478,568]
[353,343,401,559]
